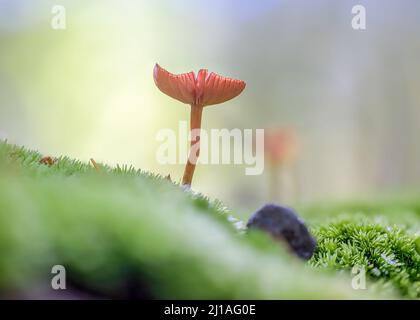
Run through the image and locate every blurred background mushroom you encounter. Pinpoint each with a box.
[264,127,299,202]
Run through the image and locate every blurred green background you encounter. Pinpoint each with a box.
[1,0,420,215]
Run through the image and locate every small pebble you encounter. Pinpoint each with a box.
[39,156,56,166]
[247,204,317,260]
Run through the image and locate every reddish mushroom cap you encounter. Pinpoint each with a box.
[153,64,246,106]
[264,128,299,165]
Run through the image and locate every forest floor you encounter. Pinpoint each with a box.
[0,141,419,299]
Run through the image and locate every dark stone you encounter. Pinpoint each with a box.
[247,204,316,260]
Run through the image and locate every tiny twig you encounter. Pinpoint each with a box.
[90,158,101,172]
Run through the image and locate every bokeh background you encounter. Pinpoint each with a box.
[1,0,420,215]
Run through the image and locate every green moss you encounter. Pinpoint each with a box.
[415,236,420,255]
[309,217,420,298]
[0,140,419,299]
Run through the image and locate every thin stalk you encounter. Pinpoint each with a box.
[182,104,203,186]
[268,163,279,201]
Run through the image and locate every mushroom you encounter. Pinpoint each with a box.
[264,128,298,166]
[264,128,299,201]
[153,64,246,186]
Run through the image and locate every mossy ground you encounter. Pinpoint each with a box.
[0,141,419,299]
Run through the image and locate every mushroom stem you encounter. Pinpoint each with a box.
[182,104,203,186]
